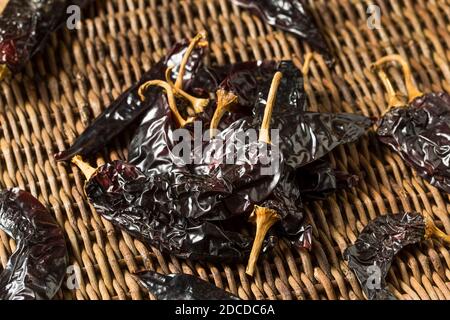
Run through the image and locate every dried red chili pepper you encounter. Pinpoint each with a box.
[55,34,208,161]
[0,0,89,79]
[231,0,333,63]
[71,157,276,262]
[344,212,450,300]
[0,188,68,300]
[133,270,240,300]
[372,55,450,193]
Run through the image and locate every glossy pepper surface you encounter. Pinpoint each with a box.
[0,188,68,300]
[373,55,450,194]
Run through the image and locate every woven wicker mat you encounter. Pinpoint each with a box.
[1,0,450,300]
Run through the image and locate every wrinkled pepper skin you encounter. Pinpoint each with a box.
[55,39,206,161]
[84,160,276,261]
[377,92,450,194]
[231,0,333,63]
[134,271,240,300]
[250,62,372,170]
[0,188,68,300]
[344,212,425,300]
[0,0,88,76]
[296,159,359,200]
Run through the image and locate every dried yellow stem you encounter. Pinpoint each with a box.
[72,155,96,180]
[0,64,9,81]
[259,71,283,144]
[246,206,281,276]
[176,87,209,114]
[138,80,194,127]
[372,54,423,102]
[377,70,406,113]
[0,0,8,15]
[425,215,450,245]
[164,65,209,114]
[209,89,238,139]
[174,31,208,90]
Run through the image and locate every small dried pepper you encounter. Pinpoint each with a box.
[231,0,333,63]
[372,55,450,194]
[0,0,88,79]
[134,270,240,300]
[0,188,68,300]
[344,212,450,300]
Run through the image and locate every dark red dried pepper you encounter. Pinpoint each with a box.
[231,0,333,63]
[134,270,240,300]
[344,212,450,300]
[72,157,275,262]
[0,188,68,300]
[0,0,88,78]
[372,55,450,194]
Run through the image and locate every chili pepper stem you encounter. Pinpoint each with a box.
[0,65,9,81]
[372,54,423,102]
[174,31,208,90]
[209,89,238,139]
[424,215,450,245]
[259,72,283,144]
[138,80,194,127]
[176,88,209,114]
[140,32,210,118]
[0,1,8,15]
[246,206,280,276]
[71,155,96,180]
[165,66,209,114]
[376,69,406,114]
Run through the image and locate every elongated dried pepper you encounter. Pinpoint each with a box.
[0,0,89,79]
[231,0,332,63]
[372,55,450,193]
[55,35,207,161]
[0,188,68,300]
[134,271,240,300]
[344,212,450,300]
[72,157,276,262]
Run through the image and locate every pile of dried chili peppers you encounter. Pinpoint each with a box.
[1,0,449,302]
[58,32,371,278]
[342,53,450,300]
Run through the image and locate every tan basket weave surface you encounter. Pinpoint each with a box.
[1,0,450,300]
